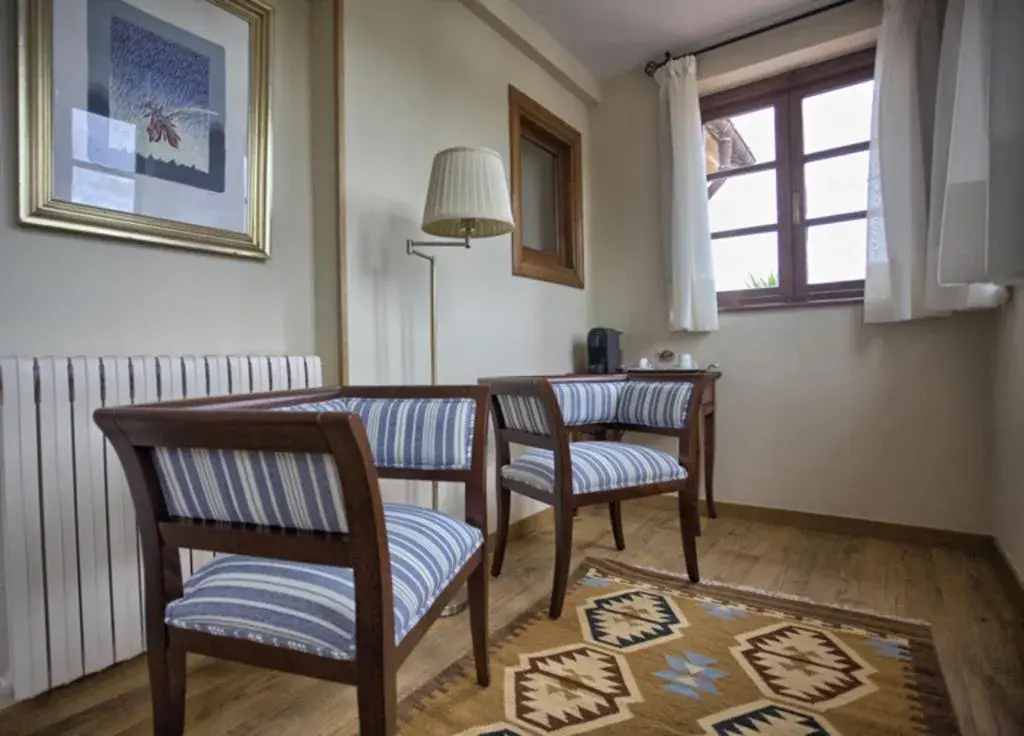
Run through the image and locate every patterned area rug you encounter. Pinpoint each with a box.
[399,558,959,735]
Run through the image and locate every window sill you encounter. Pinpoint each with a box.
[718,296,863,313]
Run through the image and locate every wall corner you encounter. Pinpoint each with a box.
[457,0,602,105]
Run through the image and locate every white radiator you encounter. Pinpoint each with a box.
[0,355,323,702]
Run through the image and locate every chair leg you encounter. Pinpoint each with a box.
[357,670,398,735]
[467,557,490,687]
[609,501,626,551]
[491,486,511,577]
[148,630,186,736]
[549,506,575,619]
[677,487,701,583]
[704,410,718,519]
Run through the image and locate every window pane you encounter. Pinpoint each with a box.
[802,80,874,154]
[520,137,559,254]
[704,106,775,175]
[708,169,778,233]
[712,231,779,292]
[806,219,867,284]
[804,151,869,219]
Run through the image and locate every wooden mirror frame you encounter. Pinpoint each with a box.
[508,86,584,289]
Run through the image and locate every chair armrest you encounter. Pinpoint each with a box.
[478,377,566,450]
[325,384,493,536]
[618,375,713,431]
[283,386,491,476]
[480,376,574,504]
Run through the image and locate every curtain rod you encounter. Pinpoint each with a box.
[644,0,859,77]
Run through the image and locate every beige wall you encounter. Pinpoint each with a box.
[697,0,880,95]
[344,0,591,523]
[993,300,1024,582]
[589,51,995,533]
[0,0,323,695]
[0,0,323,359]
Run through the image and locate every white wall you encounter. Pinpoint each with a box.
[345,0,591,523]
[589,27,996,533]
[0,0,323,359]
[696,0,880,96]
[0,0,322,695]
[993,299,1024,582]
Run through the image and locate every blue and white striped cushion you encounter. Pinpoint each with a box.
[551,381,625,426]
[496,394,550,435]
[616,381,695,429]
[164,504,483,660]
[501,441,686,494]
[276,397,351,413]
[281,397,476,470]
[153,448,347,532]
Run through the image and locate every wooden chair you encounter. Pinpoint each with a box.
[94,385,492,736]
[481,373,711,619]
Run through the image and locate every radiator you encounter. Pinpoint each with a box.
[0,355,323,702]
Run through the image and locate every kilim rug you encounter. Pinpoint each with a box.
[399,558,959,735]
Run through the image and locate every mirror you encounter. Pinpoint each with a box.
[519,137,559,254]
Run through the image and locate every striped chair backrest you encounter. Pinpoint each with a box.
[616,381,694,429]
[495,394,551,436]
[550,381,625,426]
[280,397,477,470]
[152,447,348,532]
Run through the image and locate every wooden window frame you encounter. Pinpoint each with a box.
[509,86,584,289]
[701,49,875,311]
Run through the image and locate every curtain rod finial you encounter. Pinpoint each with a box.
[645,51,673,77]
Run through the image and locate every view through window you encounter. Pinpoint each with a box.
[702,50,875,309]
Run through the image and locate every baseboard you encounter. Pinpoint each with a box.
[0,676,13,711]
[639,496,991,552]
[990,538,1024,615]
[485,507,554,555]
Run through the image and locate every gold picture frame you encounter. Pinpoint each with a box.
[17,0,273,259]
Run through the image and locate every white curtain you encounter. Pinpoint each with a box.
[656,56,719,332]
[986,0,1024,285]
[865,0,1007,324]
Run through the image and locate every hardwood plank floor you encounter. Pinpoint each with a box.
[1,500,1022,735]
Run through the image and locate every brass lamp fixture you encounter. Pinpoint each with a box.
[406,147,515,615]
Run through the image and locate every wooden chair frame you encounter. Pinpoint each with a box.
[94,385,492,736]
[481,373,712,618]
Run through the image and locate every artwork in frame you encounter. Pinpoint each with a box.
[18,0,272,259]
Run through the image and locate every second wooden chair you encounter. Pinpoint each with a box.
[481,373,711,619]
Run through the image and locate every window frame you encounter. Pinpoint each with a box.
[509,86,584,289]
[701,49,876,311]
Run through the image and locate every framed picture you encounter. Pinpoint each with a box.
[18,0,272,259]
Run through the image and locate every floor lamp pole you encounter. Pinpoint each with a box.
[407,236,470,617]
[428,248,439,511]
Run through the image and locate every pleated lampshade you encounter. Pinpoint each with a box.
[421,147,515,238]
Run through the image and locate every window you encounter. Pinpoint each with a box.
[702,50,875,309]
[509,86,584,288]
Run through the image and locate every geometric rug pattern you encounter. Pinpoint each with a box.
[503,644,643,735]
[731,622,879,710]
[401,558,960,735]
[578,588,689,652]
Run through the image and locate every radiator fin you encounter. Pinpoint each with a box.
[0,355,322,701]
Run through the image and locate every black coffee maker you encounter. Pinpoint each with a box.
[587,328,622,374]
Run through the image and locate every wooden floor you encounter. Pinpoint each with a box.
[2,500,1023,735]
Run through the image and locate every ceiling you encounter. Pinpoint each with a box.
[510,0,839,79]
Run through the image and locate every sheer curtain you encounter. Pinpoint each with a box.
[656,56,719,332]
[986,0,1024,285]
[865,0,1006,324]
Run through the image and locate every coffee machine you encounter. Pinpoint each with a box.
[587,328,622,374]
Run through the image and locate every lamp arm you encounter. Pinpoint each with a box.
[406,235,471,254]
